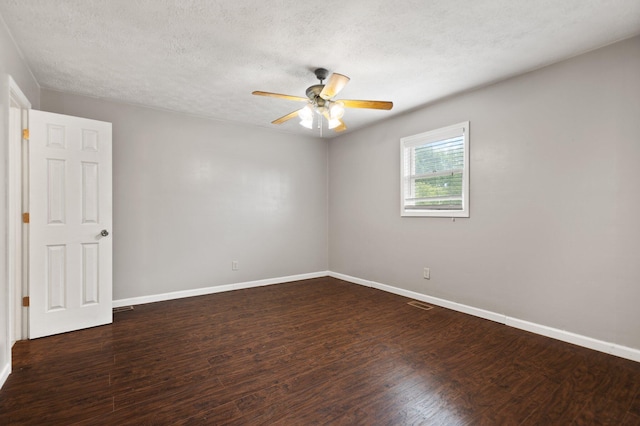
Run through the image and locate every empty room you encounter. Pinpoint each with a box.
[1,1,639,424]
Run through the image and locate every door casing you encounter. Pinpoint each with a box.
[8,76,31,346]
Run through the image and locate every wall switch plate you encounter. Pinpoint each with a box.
[232,261,239,271]
[423,268,430,279]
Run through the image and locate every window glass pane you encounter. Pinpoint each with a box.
[414,172,463,200]
[414,136,464,175]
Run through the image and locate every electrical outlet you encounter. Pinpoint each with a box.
[232,261,239,271]
[423,267,430,279]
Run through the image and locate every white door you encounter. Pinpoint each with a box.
[28,110,113,339]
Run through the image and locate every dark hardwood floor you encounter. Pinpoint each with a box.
[1,277,639,425]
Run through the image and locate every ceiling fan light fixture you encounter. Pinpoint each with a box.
[329,101,345,119]
[298,104,314,121]
[327,118,341,129]
[299,118,313,129]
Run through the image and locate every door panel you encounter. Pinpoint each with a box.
[29,110,112,339]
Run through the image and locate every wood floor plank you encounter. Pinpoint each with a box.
[1,277,639,424]
[622,412,640,426]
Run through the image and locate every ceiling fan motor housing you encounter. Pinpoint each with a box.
[305,84,325,101]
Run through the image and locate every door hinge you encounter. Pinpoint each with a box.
[22,212,30,224]
[22,129,29,140]
[22,296,30,307]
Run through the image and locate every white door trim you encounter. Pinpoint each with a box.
[8,76,31,350]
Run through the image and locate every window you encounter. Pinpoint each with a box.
[401,122,469,217]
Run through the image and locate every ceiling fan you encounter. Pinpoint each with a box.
[252,68,393,133]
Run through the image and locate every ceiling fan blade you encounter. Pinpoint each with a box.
[252,91,308,102]
[272,109,301,125]
[341,99,393,110]
[319,73,350,100]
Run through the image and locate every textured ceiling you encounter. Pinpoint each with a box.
[1,1,639,138]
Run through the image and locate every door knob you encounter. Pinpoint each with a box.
[100,229,109,237]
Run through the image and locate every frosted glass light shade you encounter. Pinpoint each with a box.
[329,101,345,119]
[328,118,341,129]
[298,104,314,121]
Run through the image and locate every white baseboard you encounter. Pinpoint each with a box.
[505,317,640,363]
[0,361,10,390]
[329,271,640,363]
[112,271,329,308]
[329,271,504,323]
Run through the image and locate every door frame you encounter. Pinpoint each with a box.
[8,76,31,347]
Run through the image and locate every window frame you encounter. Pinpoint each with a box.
[400,121,470,218]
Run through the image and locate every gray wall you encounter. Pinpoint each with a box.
[40,91,329,300]
[329,36,640,350]
[0,18,39,377]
